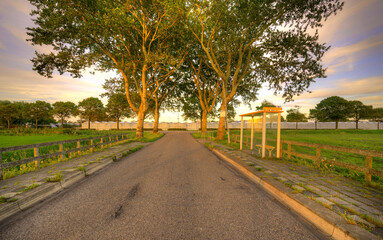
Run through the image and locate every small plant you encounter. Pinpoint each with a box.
[77,166,86,173]
[46,172,63,182]
[340,211,357,225]
[0,196,18,203]
[112,156,118,162]
[22,183,40,192]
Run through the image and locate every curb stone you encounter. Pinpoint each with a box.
[212,148,379,240]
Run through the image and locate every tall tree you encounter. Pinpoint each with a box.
[27,0,187,138]
[187,56,222,133]
[349,100,372,130]
[188,0,343,139]
[78,97,104,130]
[310,96,351,129]
[22,101,53,129]
[52,101,78,128]
[106,93,132,130]
[0,101,20,129]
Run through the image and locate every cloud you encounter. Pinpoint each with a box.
[317,0,383,44]
[294,76,383,101]
[0,65,106,104]
[323,32,383,74]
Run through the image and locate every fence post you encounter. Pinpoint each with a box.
[90,139,94,153]
[0,153,3,180]
[109,137,112,147]
[77,141,80,155]
[287,143,291,159]
[34,147,39,168]
[126,134,129,139]
[315,148,321,167]
[59,144,63,160]
[365,156,372,182]
[101,138,104,149]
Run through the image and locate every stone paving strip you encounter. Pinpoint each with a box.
[198,139,383,239]
[0,141,148,221]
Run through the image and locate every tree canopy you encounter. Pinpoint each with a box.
[22,101,53,129]
[310,96,351,129]
[78,97,104,129]
[52,101,78,128]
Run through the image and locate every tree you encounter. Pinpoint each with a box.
[310,96,351,129]
[52,101,77,128]
[188,0,343,139]
[256,100,277,111]
[309,108,319,130]
[22,101,53,129]
[106,93,132,130]
[0,101,20,129]
[370,108,383,130]
[286,106,308,129]
[186,55,222,133]
[27,0,187,138]
[78,97,104,130]
[349,100,372,130]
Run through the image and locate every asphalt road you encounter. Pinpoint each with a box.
[0,132,326,240]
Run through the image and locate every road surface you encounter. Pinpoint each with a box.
[0,132,326,239]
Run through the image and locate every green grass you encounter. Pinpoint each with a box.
[0,129,135,148]
[195,129,383,186]
[0,129,162,180]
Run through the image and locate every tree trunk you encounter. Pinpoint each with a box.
[153,105,160,133]
[216,102,226,140]
[136,109,145,138]
[35,118,38,129]
[356,120,359,130]
[88,117,91,130]
[7,119,10,129]
[335,121,338,130]
[315,121,317,130]
[296,122,298,130]
[200,110,203,130]
[116,117,120,130]
[61,118,64,128]
[201,110,208,134]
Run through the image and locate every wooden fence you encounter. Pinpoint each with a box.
[0,133,130,180]
[229,134,383,182]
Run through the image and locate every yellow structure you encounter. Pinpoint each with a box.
[239,107,283,158]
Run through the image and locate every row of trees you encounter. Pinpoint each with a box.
[0,95,132,129]
[260,97,383,130]
[309,96,383,129]
[26,0,344,138]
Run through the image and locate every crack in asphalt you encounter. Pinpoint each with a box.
[111,183,140,219]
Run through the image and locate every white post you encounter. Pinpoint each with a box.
[251,116,254,150]
[262,112,266,158]
[277,113,281,158]
[240,116,243,150]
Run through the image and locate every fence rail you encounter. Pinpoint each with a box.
[229,134,383,182]
[0,133,130,180]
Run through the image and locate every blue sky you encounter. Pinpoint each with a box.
[0,0,382,122]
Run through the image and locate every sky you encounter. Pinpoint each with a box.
[0,0,382,122]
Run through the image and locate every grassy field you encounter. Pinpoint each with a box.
[195,129,383,184]
[229,129,383,152]
[0,128,138,148]
[0,128,163,180]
